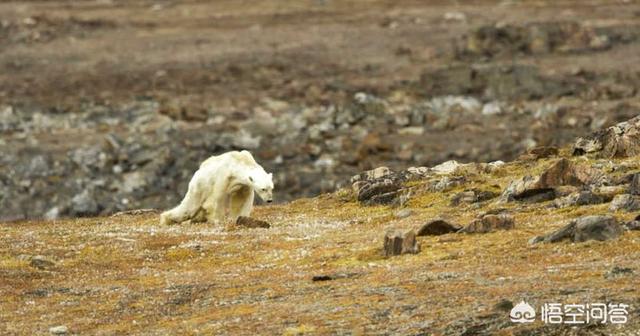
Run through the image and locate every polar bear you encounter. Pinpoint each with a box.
[159,150,274,225]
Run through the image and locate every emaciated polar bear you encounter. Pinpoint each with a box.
[160,150,274,225]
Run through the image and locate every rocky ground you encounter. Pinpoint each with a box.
[3,116,640,335]
[1,0,640,220]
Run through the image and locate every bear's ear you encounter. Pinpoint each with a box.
[268,173,273,177]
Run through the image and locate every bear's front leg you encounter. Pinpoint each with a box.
[204,194,228,225]
[229,186,254,220]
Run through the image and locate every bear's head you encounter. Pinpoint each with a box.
[248,169,274,203]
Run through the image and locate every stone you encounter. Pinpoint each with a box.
[574,216,623,242]
[350,166,393,184]
[356,178,403,205]
[604,266,633,279]
[407,166,429,177]
[49,326,68,335]
[531,215,623,244]
[573,115,640,158]
[553,191,606,208]
[416,219,461,236]
[624,220,640,231]
[450,189,499,206]
[30,256,55,269]
[431,160,462,175]
[500,158,603,202]
[609,194,640,212]
[630,173,640,195]
[429,176,466,193]
[460,214,515,233]
[236,216,270,229]
[70,189,99,217]
[383,229,420,257]
[593,185,628,200]
[394,209,415,219]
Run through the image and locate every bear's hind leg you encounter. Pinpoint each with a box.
[160,181,204,225]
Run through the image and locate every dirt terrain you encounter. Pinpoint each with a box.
[2,1,640,334]
[1,0,640,220]
[3,134,640,335]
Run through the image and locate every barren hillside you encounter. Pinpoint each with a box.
[3,117,640,335]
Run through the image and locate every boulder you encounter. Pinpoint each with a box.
[530,215,623,244]
[574,216,624,242]
[350,166,393,184]
[460,214,515,233]
[450,189,499,206]
[609,194,640,212]
[500,158,603,202]
[383,229,420,256]
[573,115,640,158]
[553,191,606,208]
[431,160,462,175]
[416,219,461,236]
[356,178,402,205]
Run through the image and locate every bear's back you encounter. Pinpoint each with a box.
[200,150,257,170]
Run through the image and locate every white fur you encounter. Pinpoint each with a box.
[160,150,274,225]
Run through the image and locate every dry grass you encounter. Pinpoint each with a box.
[2,158,640,335]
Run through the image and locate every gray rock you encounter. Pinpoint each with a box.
[450,189,499,206]
[553,191,606,208]
[30,255,56,269]
[532,215,623,244]
[609,194,640,212]
[394,209,415,219]
[604,266,633,279]
[630,173,640,195]
[350,166,393,184]
[384,229,420,257]
[70,190,99,216]
[357,179,402,205]
[573,115,640,158]
[431,160,462,175]
[70,146,109,170]
[44,207,61,220]
[416,219,461,236]
[574,216,623,242]
[49,325,68,335]
[624,220,640,230]
[500,158,603,202]
[459,214,515,234]
[429,176,466,193]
